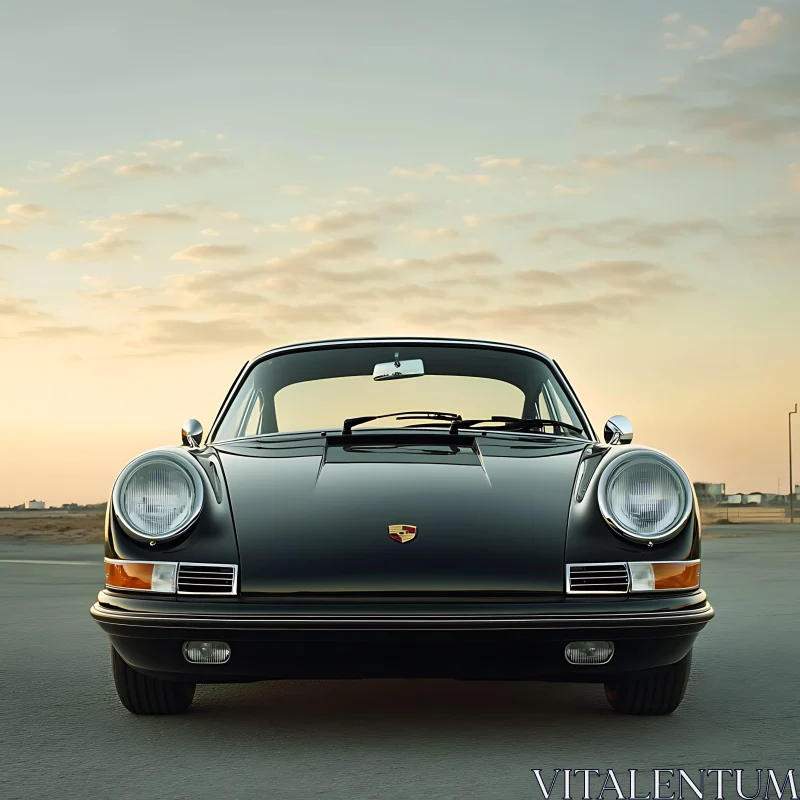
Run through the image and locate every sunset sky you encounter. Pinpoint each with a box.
[1,1,798,506]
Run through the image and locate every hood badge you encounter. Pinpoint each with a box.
[388,524,417,543]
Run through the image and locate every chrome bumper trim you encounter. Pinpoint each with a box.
[91,600,714,630]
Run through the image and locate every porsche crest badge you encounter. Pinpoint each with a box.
[388,524,417,543]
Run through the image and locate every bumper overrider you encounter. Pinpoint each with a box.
[91,589,714,682]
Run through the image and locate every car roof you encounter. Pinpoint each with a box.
[250,337,553,366]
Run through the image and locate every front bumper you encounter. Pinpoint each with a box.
[91,589,713,682]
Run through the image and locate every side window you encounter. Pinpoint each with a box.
[241,390,264,437]
[213,373,255,441]
[542,378,582,428]
[537,389,554,420]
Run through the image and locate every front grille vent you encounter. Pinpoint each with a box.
[177,563,237,595]
[567,563,630,594]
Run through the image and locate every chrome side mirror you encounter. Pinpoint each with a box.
[604,415,633,445]
[181,418,204,447]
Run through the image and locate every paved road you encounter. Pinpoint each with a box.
[2,532,799,800]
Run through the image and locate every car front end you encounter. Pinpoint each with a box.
[90,338,713,715]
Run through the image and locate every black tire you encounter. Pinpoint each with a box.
[111,648,196,715]
[604,649,692,715]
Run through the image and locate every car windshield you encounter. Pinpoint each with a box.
[211,343,589,441]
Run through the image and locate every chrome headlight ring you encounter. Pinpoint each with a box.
[597,450,693,543]
[112,451,204,543]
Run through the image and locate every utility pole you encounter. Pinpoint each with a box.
[791,404,798,524]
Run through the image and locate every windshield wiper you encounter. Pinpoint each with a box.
[448,415,584,436]
[342,411,461,434]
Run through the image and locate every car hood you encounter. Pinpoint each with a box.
[215,432,587,595]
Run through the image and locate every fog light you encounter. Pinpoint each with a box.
[183,641,231,664]
[565,641,614,665]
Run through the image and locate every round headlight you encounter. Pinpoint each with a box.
[598,452,692,542]
[113,453,203,541]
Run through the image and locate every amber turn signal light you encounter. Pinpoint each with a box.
[105,559,177,592]
[629,560,700,592]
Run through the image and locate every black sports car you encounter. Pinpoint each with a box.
[91,337,713,715]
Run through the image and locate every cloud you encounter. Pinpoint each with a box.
[389,163,448,180]
[17,324,95,340]
[400,299,606,335]
[394,249,501,272]
[0,187,19,197]
[7,203,45,217]
[474,155,526,169]
[58,154,114,180]
[608,92,676,109]
[791,164,800,192]
[553,184,594,196]
[266,236,377,271]
[573,142,737,174]
[170,244,252,262]
[662,76,681,86]
[278,210,381,234]
[687,25,710,38]
[279,185,309,196]
[463,211,541,228]
[344,186,371,194]
[395,226,460,242]
[166,201,252,224]
[184,152,234,171]
[665,36,693,51]
[269,196,417,236]
[0,295,51,322]
[0,218,27,230]
[88,209,196,232]
[570,259,691,298]
[734,210,800,264]
[723,7,785,53]
[512,269,571,291]
[120,209,195,225]
[445,173,492,186]
[0,299,96,343]
[532,217,723,249]
[142,318,265,349]
[683,103,800,144]
[662,12,681,24]
[114,162,174,178]
[0,244,19,253]
[571,259,662,282]
[47,232,139,262]
[149,139,184,149]
[201,228,221,236]
[435,249,499,267]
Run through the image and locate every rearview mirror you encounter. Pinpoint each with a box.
[604,415,633,445]
[373,356,425,381]
[181,418,204,447]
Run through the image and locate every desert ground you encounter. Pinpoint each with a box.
[0,509,106,543]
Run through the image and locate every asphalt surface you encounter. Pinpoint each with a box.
[2,529,799,800]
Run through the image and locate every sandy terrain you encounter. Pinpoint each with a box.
[0,509,106,544]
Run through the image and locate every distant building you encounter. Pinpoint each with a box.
[25,499,45,510]
[694,483,726,503]
[724,493,743,505]
[743,492,780,505]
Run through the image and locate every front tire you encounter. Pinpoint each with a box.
[111,647,196,715]
[604,649,692,715]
